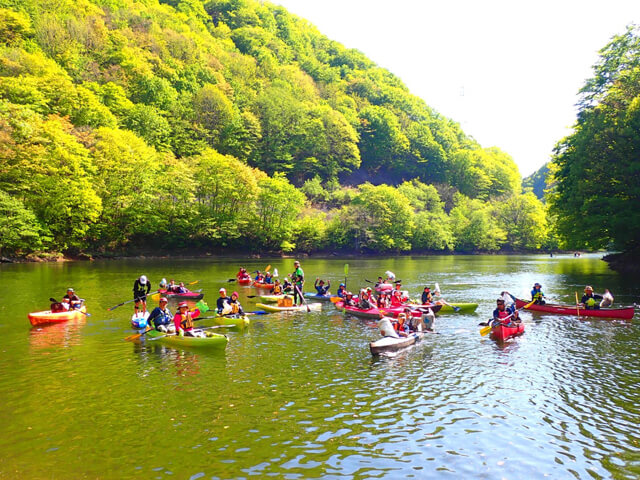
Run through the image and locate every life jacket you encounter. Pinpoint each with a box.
[230,301,239,314]
[273,284,283,295]
[176,312,194,331]
[586,297,597,309]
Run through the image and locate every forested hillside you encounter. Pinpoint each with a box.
[549,25,640,256]
[0,0,552,257]
[523,164,549,200]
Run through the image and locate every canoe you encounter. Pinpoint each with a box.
[491,322,525,341]
[252,282,275,290]
[131,311,150,329]
[370,331,426,355]
[304,292,339,302]
[237,277,252,285]
[146,329,228,350]
[255,302,322,313]
[211,314,250,328]
[514,298,634,320]
[335,302,442,319]
[28,306,87,326]
[435,302,479,314]
[157,289,204,301]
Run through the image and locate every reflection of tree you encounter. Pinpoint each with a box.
[29,318,86,351]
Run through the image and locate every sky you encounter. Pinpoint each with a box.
[274,0,639,177]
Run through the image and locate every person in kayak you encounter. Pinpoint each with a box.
[272,280,283,295]
[390,290,404,307]
[217,288,231,314]
[148,297,175,333]
[413,306,435,332]
[580,286,603,309]
[263,272,273,284]
[165,279,178,293]
[492,298,520,325]
[133,275,151,315]
[237,268,249,280]
[421,286,433,304]
[600,289,614,308]
[176,282,189,294]
[174,302,204,337]
[377,292,390,309]
[374,276,385,288]
[282,278,293,294]
[290,260,305,305]
[336,283,347,298]
[314,278,331,295]
[343,292,357,307]
[393,313,410,337]
[227,292,245,315]
[254,271,265,282]
[63,288,82,309]
[358,289,373,309]
[531,283,545,304]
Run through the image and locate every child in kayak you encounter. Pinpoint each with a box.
[336,283,347,298]
[531,283,545,304]
[343,292,357,307]
[174,302,203,337]
[226,292,244,315]
[421,286,433,304]
[216,288,231,314]
[272,280,283,295]
[314,278,331,295]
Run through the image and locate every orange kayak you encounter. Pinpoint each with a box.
[28,306,87,326]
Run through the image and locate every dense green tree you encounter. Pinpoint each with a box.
[0,189,45,255]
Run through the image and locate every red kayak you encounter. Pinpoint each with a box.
[335,302,441,319]
[237,276,252,285]
[157,289,204,301]
[491,322,525,341]
[252,282,275,290]
[514,298,634,320]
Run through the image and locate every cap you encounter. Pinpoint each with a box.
[232,291,239,297]
[424,286,430,290]
[219,288,226,293]
[534,283,541,287]
[178,301,189,308]
[294,260,300,265]
[140,275,147,285]
[67,287,74,292]
[497,298,505,303]
[159,297,168,303]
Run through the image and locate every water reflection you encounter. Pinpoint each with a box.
[29,317,86,351]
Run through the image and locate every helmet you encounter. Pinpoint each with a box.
[159,297,168,303]
[366,287,372,291]
[140,275,147,285]
[178,301,188,309]
[219,288,226,294]
[339,283,345,287]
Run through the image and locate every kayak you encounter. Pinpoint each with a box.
[304,292,339,302]
[211,314,250,328]
[255,302,322,313]
[370,331,426,355]
[335,302,442,319]
[514,298,634,320]
[157,289,204,301]
[258,293,295,303]
[146,329,228,350]
[491,322,525,341]
[237,277,252,285]
[435,302,479,314]
[131,311,150,329]
[28,306,87,326]
[252,282,275,290]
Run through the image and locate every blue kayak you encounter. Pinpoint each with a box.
[304,292,339,302]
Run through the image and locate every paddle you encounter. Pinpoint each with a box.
[434,282,460,312]
[344,263,349,289]
[576,291,580,316]
[49,298,91,316]
[107,291,159,311]
[295,284,310,312]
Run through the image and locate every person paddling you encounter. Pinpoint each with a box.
[216,288,231,314]
[148,298,174,333]
[336,283,347,298]
[492,298,520,326]
[290,260,304,305]
[63,288,82,309]
[314,278,331,295]
[133,275,151,315]
[531,283,545,304]
[272,279,283,295]
[343,292,357,307]
[580,286,603,310]
[226,292,244,315]
[174,302,202,337]
[421,286,433,304]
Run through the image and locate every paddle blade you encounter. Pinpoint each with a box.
[273,268,278,277]
[265,265,271,272]
[195,300,210,313]
[228,278,237,282]
[344,263,349,275]
[188,280,199,285]
[330,296,342,303]
[480,324,492,336]
[150,292,160,302]
[524,299,536,309]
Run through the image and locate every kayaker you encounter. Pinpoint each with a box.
[166,279,179,293]
[133,275,151,315]
[62,288,82,309]
[174,301,203,337]
[343,292,357,307]
[600,289,614,308]
[314,278,331,295]
[580,286,603,309]
[272,280,283,295]
[374,276,384,288]
[336,283,347,298]
[393,313,410,337]
[421,287,433,304]
[148,298,175,333]
[237,268,249,280]
[358,289,372,309]
[390,290,404,307]
[177,282,189,294]
[377,292,389,309]
[290,260,305,305]
[492,298,519,325]
[216,288,231,314]
[255,271,265,282]
[264,272,273,284]
[531,283,545,304]
[227,292,244,315]
[282,278,293,294]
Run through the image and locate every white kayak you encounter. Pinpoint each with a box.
[255,302,322,313]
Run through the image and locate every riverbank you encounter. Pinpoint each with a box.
[603,250,640,273]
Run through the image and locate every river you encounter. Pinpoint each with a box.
[1,254,639,479]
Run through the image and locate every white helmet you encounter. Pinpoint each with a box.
[140,275,147,285]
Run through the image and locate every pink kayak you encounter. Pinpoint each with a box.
[335,302,441,319]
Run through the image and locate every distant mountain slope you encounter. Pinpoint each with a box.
[523,163,549,200]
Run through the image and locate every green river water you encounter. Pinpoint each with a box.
[1,254,639,479]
